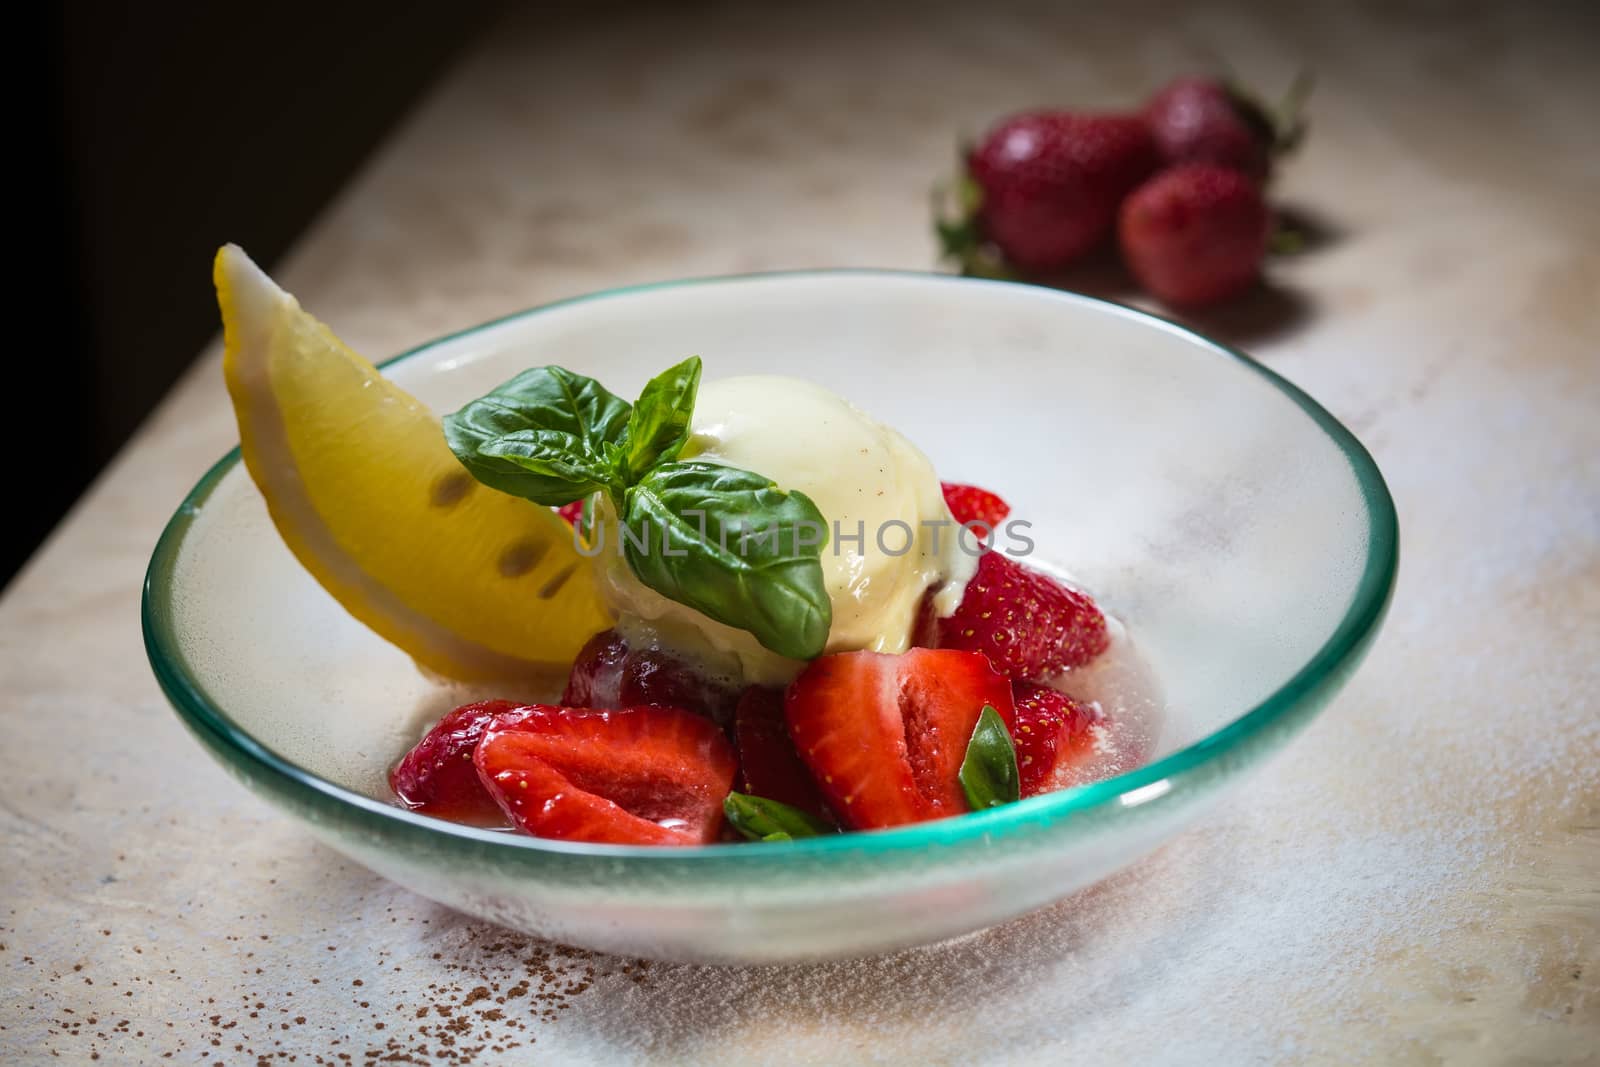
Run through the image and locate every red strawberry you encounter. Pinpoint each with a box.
[390,700,532,825]
[562,629,629,705]
[1143,75,1309,182]
[1119,163,1271,308]
[556,500,585,525]
[733,687,835,824]
[940,482,1011,530]
[785,649,1014,830]
[1144,77,1273,180]
[965,112,1157,272]
[475,704,737,846]
[562,628,741,726]
[1011,683,1103,797]
[921,550,1109,681]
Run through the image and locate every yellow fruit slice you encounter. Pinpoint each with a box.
[215,244,612,680]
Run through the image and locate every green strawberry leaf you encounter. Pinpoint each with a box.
[932,173,1014,281]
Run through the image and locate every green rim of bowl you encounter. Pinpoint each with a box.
[142,270,1398,864]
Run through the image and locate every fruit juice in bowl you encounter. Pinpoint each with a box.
[145,249,1395,961]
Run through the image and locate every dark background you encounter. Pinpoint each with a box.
[15,3,501,587]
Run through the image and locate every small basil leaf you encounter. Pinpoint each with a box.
[622,355,701,480]
[724,792,832,841]
[444,366,631,502]
[474,430,616,503]
[576,492,598,544]
[622,461,831,660]
[959,705,1020,811]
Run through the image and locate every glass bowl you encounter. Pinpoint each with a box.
[143,272,1397,964]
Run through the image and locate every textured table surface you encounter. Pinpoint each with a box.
[4,3,1597,1063]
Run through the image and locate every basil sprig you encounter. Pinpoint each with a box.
[959,705,1020,811]
[444,356,832,659]
[724,792,833,842]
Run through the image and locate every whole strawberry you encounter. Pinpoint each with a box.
[1142,74,1310,181]
[960,112,1157,272]
[1119,164,1271,308]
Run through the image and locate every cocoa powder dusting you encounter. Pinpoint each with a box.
[10,914,651,1064]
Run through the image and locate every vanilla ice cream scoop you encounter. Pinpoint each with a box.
[590,375,976,686]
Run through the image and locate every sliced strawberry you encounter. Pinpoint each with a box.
[785,649,1014,831]
[940,482,1011,530]
[475,705,737,846]
[556,500,585,525]
[1012,682,1103,797]
[483,757,685,845]
[390,700,532,825]
[922,551,1109,681]
[563,628,740,726]
[733,687,835,824]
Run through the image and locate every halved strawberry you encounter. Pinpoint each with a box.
[1012,682,1103,797]
[390,700,532,825]
[785,649,1015,830]
[474,704,736,846]
[940,482,1011,529]
[556,500,585,525]
[733,687,835,824]
[562,628,741,726]
[922,551,1109,681]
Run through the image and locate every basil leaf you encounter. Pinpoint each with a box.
[474,430,616,502]
[724,792,832,841]
[444,366,631,503]
[622,355,701,481]
[622,461,831,660]
[959,705,1020,811]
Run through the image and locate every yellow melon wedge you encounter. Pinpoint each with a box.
[215,244,611,680]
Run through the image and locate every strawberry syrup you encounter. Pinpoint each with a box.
[1037,613,1167,791]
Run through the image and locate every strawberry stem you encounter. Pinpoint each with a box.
[1222,69,1314,160]
[1268,224,1307,256]
[1274,70,1315,155]
[932,174,1015,280]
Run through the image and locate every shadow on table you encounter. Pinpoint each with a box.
[1002,237,1322,350]
[1186,282,1316,350]
[1272,202,1347,257]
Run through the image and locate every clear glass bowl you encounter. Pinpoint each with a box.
[143,272,1397,964]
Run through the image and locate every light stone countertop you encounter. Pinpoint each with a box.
[3,3,1597,1063]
